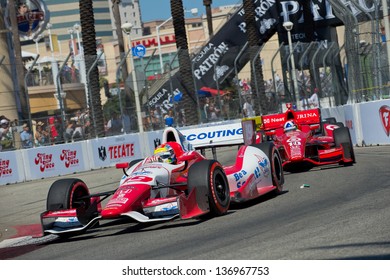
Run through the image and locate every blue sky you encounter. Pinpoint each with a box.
[139,0,242,22]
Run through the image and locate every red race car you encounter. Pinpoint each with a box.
[40,127,284,237]
[260,103,355,172]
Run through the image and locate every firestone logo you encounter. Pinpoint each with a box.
[60,149,79,168]
[34,153,54,172]
[0,159,12,177]
[379,105,390,137]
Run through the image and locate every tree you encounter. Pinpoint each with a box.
[243,0,268,115]
[170,0,198,125]
[7,0,26,121]
[0,4,18,122]
[79,0,105,136]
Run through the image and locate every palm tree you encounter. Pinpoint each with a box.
[7,0,26,121]
[79,0,104,136]
[0,2,19,128]
[203,0,213,36]
[243,0,268,115]
[170,0,198,125]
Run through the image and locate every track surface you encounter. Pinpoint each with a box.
[1,145,389,260]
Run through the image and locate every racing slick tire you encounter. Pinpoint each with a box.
[46,178,90,211]
[188,160,230,216]
[334,127,356,165]
[251,142,284,194]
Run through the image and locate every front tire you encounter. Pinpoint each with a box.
[188,160,230,216]
[334,127,356,165]
[47,178,90,211]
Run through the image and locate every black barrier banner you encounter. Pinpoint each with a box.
[192,0,280,89]
[148,0,383,107]
[146,74,186,116]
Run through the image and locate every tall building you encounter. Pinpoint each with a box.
[109,0,142,39]
[43,0,113,43]
[34,0,141,44]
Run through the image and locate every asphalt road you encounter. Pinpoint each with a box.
[1,145,390,260]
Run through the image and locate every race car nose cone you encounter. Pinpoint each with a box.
[101,207,122,218]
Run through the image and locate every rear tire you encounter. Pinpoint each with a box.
[251,142,284,194]
[334,127,356,165]
[188,160,230,216]
[47,178,90,211]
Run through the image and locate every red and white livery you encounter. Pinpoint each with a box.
[40,127,284,236]
[260,103,356,172]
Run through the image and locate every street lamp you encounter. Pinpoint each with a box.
[46,23,54,57]
[122,22,144,133]
[156,8,198,74]
[33,34,43,84]
[73,23,82,54]
[283,21,300,110]
[67,27,76,54]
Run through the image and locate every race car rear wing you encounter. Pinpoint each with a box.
[261,107,321,131]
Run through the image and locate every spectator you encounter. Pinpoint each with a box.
[150,110,160,130]
[65,120,75,142]
[35,121,49,146]
[203,97,210,121]
[308,88,319,108]
[243,97,255,117]
[82,109,91,138]
[20,123,33,148]
[106,112,122,135]
[0,119,14,151]
[300,97,310,110]
[164,109,174,127]
[222,94,231,120]
[208,102,220,120]
[121,111,131,133]
[72,124,84,141]
[48,116,60,144]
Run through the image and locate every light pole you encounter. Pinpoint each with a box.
[73,23,89,107]
[156,8,198,74]
[67,27,76,54]
[46,23,54,57]
[122,22,144,133]
[73,23,82,54]
[33,34,43,84]
[283,21,300,110]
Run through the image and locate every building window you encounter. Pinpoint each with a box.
[144,26,151,35]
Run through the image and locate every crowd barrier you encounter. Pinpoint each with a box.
[1,100,389,186]
[320,99,390,147]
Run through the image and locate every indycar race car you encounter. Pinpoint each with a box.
[260,103,356,172]
[40,127,284,236]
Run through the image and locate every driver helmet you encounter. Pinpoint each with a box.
[154,143,177,164]
[284,120,297,132]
